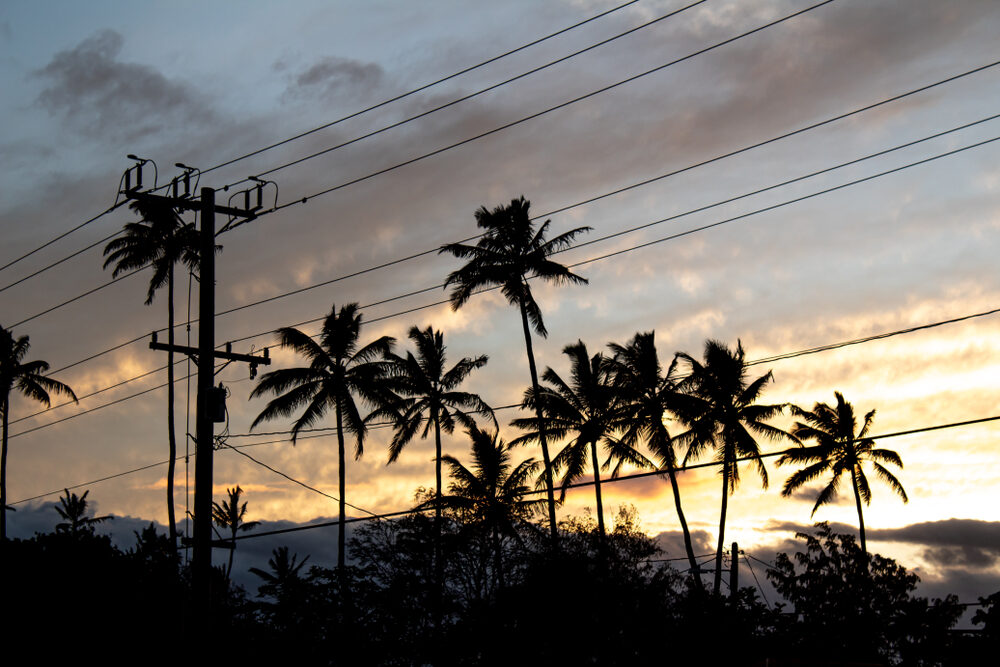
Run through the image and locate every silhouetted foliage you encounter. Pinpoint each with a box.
[767,523,962,666]
[54,487,112,534]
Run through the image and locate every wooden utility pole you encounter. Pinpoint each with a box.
[121,175,270,617]
[730,541,739,597]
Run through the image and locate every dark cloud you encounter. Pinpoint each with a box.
[33,29,213,141]
[284,56,384,103]
[653,528,715,559]
[788,483,843,505]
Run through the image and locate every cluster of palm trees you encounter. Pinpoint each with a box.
[0,195,909,599]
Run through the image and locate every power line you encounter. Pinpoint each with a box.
[213,112,1000,324]
[264,0,838,215]
[11,125,1000,436]
[196,0,641,182]
[230,1,707,189]
[221,442,379,517]
[0,228,125,296]
[0,2,638,284]
[15,55,997,358]
[0,202,124,276]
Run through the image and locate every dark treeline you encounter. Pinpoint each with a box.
[4,491,997,665]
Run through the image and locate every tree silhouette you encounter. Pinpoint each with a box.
[434,425,545,592]
[606,331,703,588]
[675,339,791,595]
[511,340,649,557]
[54,488,112,534]
[250,302,394,571]
[103,199,201,555]
[1,326,77,541]
[778,391,907,554]
[212,484,260,582]
[369,325,493,621]
[441,196,590,545]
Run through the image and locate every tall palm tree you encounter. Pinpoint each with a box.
[1,326,77,541]
[434,425,546,592]
[440,196,590,544]
[103,199,200,555]
[778,391,907,554]
[606,331,703,588]
[675,339,792,595]
[511,340,650,555]
[368,326,493,583]
[250,302,394,571]
[212,485,260,581]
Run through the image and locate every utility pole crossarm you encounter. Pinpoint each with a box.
[149,332,271,367]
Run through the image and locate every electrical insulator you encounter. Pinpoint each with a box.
[183,171,191,196]
[256,184,263,209]
[136,163,143,188]
[212,383,226,423]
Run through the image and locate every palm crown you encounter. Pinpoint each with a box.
[440,195,590,338]
[674,339,792,594]
[606,331,702,586]
[2,327,77,541]
[250,302,394,570]
[778,391,907,554]
[512,341,651,546]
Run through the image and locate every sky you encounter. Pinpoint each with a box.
[2,0,999,611]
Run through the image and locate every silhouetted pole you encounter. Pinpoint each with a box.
[730,541,739,598]
[193,186,216,610]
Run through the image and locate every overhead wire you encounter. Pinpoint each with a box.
[0,1,638,283]
[14,127,1000,438]
[226,0,707,190]
[262,0,839,215]
[11,56,997,349]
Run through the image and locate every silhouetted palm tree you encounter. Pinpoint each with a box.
[778,391,907,554]
[1,326,77,541]
[434,425,545,591]
[606,331,703,588]
[250,303,394,571]
[212,485,260,581]
[675,339,792,595]
[103,200,200,554]
[54,488,112,534]
[369,325,493,597]
[441,196,590,544]
[512,340,649,556]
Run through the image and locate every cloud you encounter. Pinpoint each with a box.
[283,56,384,103]
[33,29,213,141]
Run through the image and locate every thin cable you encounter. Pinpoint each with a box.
[0,228,125,295]
[24,60,999,365]
[11,135,1000,438]
[221,442,378,517]
[10,266,147,329]
[232,1,706,189]
[0,202,124,276]
[212,74,1000,322]
[196,1,640,180]
[743,552,772,608]
[13,412,1000,520]
[266,1,838,214]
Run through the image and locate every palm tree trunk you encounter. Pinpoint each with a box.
[518,299,558,547]
[851,467,867,555]
[433,411,444,632]
[336,403,347,573]
[166,264,178,558]
[663,454,702,590]
[1,398,8,542]
[714,457,730,596]
[492,522,505,593]
[226,526,236,582]
[589,439,607,560]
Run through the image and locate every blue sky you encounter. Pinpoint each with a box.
[2,0,999,609]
